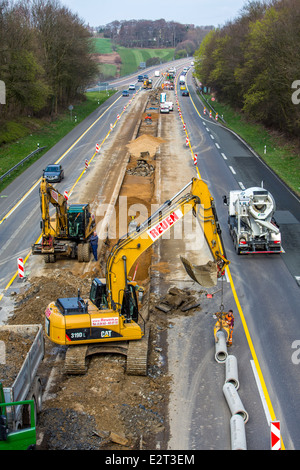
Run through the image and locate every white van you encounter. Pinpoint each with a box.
[155,70,160,77]
[179,75,185,86]
[160,92,166,103]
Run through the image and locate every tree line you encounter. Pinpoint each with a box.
[99,19,213,58]
[0,0,97,123]
[194,0,300,137]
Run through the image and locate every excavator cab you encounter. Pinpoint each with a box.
[89,278,108,309]
[67,204,92,239]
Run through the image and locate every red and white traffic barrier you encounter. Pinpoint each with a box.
[95,143,99,153]
[270,421,281,450]
[193,154,198,165]
[209,110,212,119]
[203,107,206,115]
[186,136,189,147]
[18,258,24,279]
[63,190,69,201]
[215,113,219,121]
[85,159,89,170]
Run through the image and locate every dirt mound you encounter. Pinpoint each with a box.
[90,52,122,65]
[126,134,165,158]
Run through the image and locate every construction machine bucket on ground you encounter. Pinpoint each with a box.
[180,257,219,288]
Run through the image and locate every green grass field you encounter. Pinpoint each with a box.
[92,38,174,78]
[0,91,115,192]
[91,38,113,54]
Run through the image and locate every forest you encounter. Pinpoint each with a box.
[194,0,300,137]
[0,0,97,124]
[99,19,213,58]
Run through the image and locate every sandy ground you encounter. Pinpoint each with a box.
[3,86,210,450]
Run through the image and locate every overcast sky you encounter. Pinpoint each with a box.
[61,0,249,27]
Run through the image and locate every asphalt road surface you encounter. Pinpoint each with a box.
[173,70,300,450]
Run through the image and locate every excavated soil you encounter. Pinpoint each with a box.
[5,87,201,451]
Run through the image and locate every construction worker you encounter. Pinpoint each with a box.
[225,309,235,346]
[90,231,98,261]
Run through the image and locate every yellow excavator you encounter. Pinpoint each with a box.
[44,178,230,375]
[32,178,96,263]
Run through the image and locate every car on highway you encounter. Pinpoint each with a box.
[122,90,129,96]
[160,103,170,114]
[43,164,64,182]
[128,84,136,91]
[181,89,189,96]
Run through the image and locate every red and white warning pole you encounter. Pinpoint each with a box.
[186,136,189,147]
[18,258,24,279]
[95,143,99,153]
[85,159,89,171]
[63,190,69,201]
[270,421,281,450]
[193,154,198,165]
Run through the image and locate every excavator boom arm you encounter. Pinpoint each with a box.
[40,177,68,237]
[106,178,229,308]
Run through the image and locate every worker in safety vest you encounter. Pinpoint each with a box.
[225,309,234,346]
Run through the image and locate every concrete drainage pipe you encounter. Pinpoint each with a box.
[225,355,239,390]
[223,382,249,423]
[230,414,247,450]
[215,330,228,363]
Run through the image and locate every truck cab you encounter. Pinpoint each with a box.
[0,384,37,450]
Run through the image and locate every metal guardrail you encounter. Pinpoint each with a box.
[0,146,46,183]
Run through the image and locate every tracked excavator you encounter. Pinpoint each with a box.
[32,178,96,263]
[44,178,230,375]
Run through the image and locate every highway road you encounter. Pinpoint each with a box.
[0,58,299,450]
[174,69,300,449]
[0,59,189,298]
[0,88,138,300]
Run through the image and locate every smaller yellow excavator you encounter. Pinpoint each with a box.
[32,178,96,263]
[44,178,230,375]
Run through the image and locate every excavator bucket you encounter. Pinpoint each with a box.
[180,256,218,288]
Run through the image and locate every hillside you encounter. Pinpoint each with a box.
[91,38,175,80]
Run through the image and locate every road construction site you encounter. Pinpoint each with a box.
[2,81,264,450]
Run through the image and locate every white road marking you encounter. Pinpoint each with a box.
[250,359,272,425]
[229,166,236,174]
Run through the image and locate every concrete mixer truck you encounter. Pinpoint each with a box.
[224,186,281,254]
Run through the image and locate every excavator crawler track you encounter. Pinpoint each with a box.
[64,345,89,375]
[126,326,150,376]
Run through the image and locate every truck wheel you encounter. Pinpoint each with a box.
[82,243,90,262]
[77,244,83,262]
[234,239,241,255]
